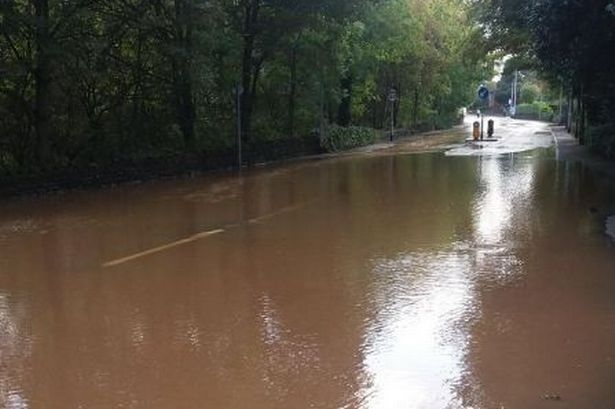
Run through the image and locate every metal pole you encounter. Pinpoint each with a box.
[510,72,515,117]
[236,83,242,170]
[481,113,484,140]
[390,102,394,142]
[558,82,564,123]
[514,70,519,107]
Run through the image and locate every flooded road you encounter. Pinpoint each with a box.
[2,120,615,408]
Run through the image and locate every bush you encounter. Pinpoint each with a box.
[321,125,377,152]
[515,102,554,121]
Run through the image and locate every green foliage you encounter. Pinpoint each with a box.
[339,0,491,131]
[321,126,376,152]
[588,123,615,159]
[477,0,615,146]
[0,0,490,178]
[515,102,554,121]
[520,84,539,104]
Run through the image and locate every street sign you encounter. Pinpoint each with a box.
[478,85,489,101]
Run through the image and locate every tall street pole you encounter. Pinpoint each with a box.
[514,70,519,107]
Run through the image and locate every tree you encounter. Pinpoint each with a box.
[0,0,491,177]
[476,0,615,147]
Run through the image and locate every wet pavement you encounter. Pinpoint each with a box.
[1,119,615,408]
[446,116,553,157]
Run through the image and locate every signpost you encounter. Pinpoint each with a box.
[388,88,397,142]
[478,85,489,101]
[477,85,489,140]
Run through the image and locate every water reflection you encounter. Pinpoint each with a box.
[358,154,541,408]
[362,251,475,408]
[0,293,31,409]
[474,155,536,246]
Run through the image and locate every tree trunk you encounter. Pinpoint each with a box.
[176,74,196,149]
[240,0,261,147]
[33,0,53,165]
[566,88,573,133]
[579,94,586,145]
[572,82,586,145]
[394,83,401,128]
[172,0,196,150]
[287,46,298,137]
[412,88,419,130]
[337,75,352,127]
[131,29,145,144]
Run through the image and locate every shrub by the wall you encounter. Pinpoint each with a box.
[514,102,554,121]
[321,126,377,152]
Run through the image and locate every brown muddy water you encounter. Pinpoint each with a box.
[1,148,615,409]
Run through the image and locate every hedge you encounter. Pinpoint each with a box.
[321,125,377,152]
[514,102,554,121]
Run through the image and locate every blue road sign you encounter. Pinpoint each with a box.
[478,85,489,100]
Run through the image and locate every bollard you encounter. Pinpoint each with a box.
[487,119,494,138]
[473,121,480,141]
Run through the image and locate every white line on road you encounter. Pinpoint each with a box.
[102,229,225,268]
[247,203,305,224]
[102,202,312,268]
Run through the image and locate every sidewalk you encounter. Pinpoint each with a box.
[552,125,615,180]
[552,125,615,240]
